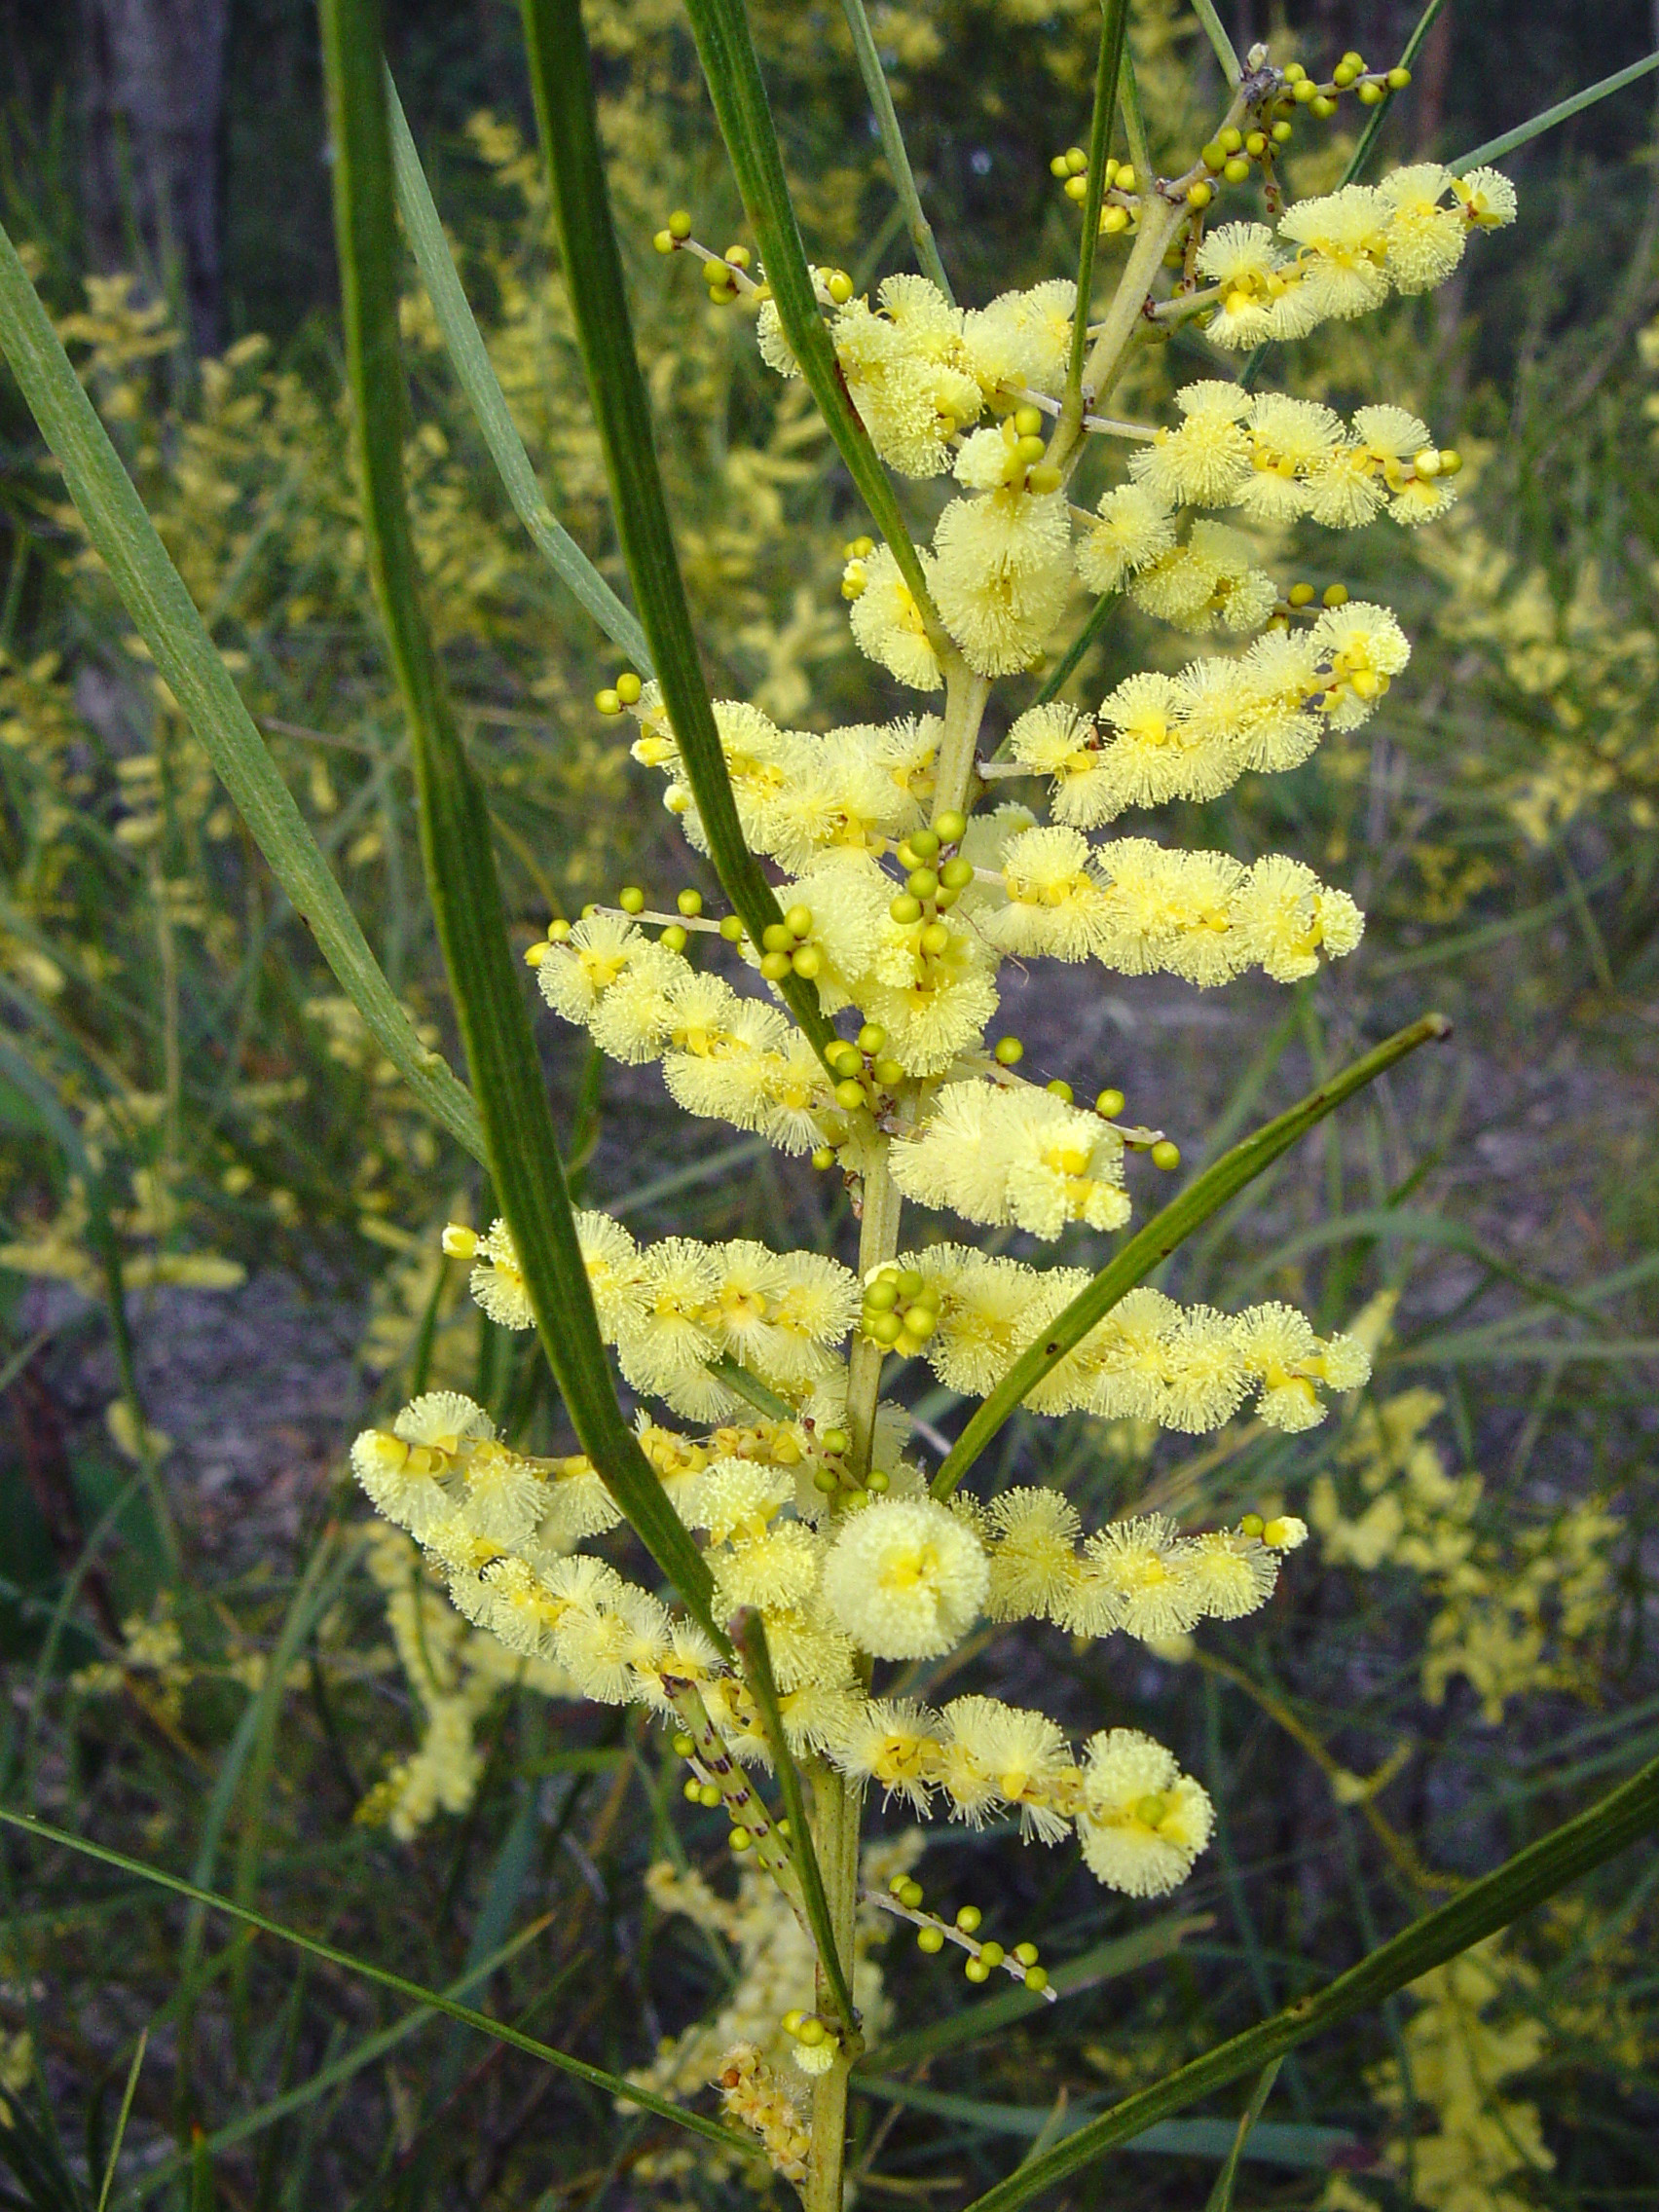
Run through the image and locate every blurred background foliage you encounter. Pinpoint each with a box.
[1,2,1658,2208]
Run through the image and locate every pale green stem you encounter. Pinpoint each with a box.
[806,1757,866,2212]
[844,1144,902,1478]
[931,658,992,825]
[837,0,951,300]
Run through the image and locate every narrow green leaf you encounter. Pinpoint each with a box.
[1031,588,1116,711]
[0,219,483,1163]
[1339,0,1452,188]
[678,0,946,645]
[1067,0,1131,398]
[1189,0,1241,85]
[1452,52,1659,174]
[854,2080,1351,2165]
[931,1013,1450,1498]
[1117,47,1153,197]
[0,1812,749,2157]
[734,1611,857,2033]
[836,0,951,299]
[383,71,651,672]
[316,0,723,1641]
[1203,2059,1282,2212]
[95,2031,146,2212]
[516,0,834,1062]
[956,1750,1659,2212]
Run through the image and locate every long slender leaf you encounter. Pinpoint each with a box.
[0,219,483,1162]
[1340,0,1452,187]
[734,1611,856,2032]
[678,0,946,643]
[1189,0,1240,86]
[853,2082,1348,2166]
[1067,0,1131,399]
[316,0,722,1640]
[931,1013,1450,1498]
[955,1749,1659,2212]
[383,72,651,672]
[1452,52,1659,174]
[0,1813,748,2157]
[516,0,834,1061]
[836,0,950,298]
[1203,2059,1282,2211]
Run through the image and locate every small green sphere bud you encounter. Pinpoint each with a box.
[866,1468,890,1493]
[792,945,823,977]
[873,1057,905,1088]
[907,827,940,860]
[1386,65,1411,89]
[858,1022,888,1053]
[1200,140,1226,171]
[865,1277,900,1312]
[1272,119,1294,142]
[1027,463,1062,494]
[978,1941,1006,1969]
[1312,92,1337,117]
[813,1465,839,1493]
[917,1925,945,1953]
[830,1042,863,1076]
[1323,582,1349,607]
[869,1311,903,1346]
[833,1077,866,1112]
[1245,129,1267,155]
[1293,77,1316,103]
[1013,405,1045,437]
[661,924,688,953]
[1065,145,1088,174]
[796,2016,827,2047]
[1240,1512,1266,1537]
[1014,1940,1040,1966]
[1064,173,1088,203]
[1115,165,1137,192]
[811,1145,836,1171]
[955,1904,982,1934]
[760,950,793,981]
[919,920,951,956]
[898,1876,923,1906]
[618,885,645,914]
[667,208,693,240]
[940,856,975,890]
[1287,581,1316,608]
[1223,156,1250,183]
[894,1270,923,1300]
[782,2009,806,2036]
[900,1307,936,1343]
[994,1036,1025,1066]
[822,1427,850,1456]
[934,808,968,843]
[909,1281,941,1311]
[1025,1966,1050,1993]
[615,672,642,705]
[964,1957,991,1983]
[595,687,621,716]
[653,229,674,254]
[1152,1139,1181,1170]
[826,269,854,304]
[1095,1087,1125,1118]
[1046,1079,1073,1103]
[1014,433,1047,465]
[786,903,814,939]
[906,867,940,900]
[1219,126,1243,153]
[1186,180,1213,209]
[1049,152,1071,179]
[719,913,744,941]
[1438,449,1463,476]
[761,922,791,952]
[682,1777,703,1801]
[1357,79,1384,104]
[698,1781,722,1808]
[672,1732,695,1757]
[729,1825,753,1853]
[677,887,703,916]
[890,893,923,925]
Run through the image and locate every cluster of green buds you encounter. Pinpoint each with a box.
[1282,51,1412,116]
[670,1725,795,1859]
[757,903,824,983]
[859,1263,941,1359]
[1050,147,1144,237]
[650,208,766,307]
[840,534,876,600]
[986,1043,1180,1169]
[872,1875,1053,1996]
[990,406,1065,495]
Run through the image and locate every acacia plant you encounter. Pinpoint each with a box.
[4,2,1659,2208]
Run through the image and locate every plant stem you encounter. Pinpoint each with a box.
[1050,196,1185,478]
[837,0,951,300]
[931,658,992,824]
[806,1758,865,2212]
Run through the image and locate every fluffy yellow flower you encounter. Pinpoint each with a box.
[820,1496,988,1658]
[1077,1728,1214,1895]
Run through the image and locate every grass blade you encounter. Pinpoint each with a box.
[836,0,951,298]
[954,1750,1659,2212]
[94,2031,146,2212]
[516,0,834,1061]
[1339,0,1452,187]
[1452,52,1659,174]
[734,1610,857,2033]
[0,220,483,1163]
[317,0,723,1640]
[383,71,651,673]
[1202,2058,1282,2212]
[678,0,948,646]
[930,1013,1450,1497]
[0,1812,749,2157]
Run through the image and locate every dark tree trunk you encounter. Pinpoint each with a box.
[78,0,229,353]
